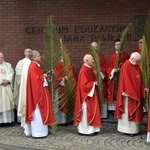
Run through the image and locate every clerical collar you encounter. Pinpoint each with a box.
[129,59,135,65]
[84,63,91,68]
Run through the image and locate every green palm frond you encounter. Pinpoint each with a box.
[113,23,132,99]
[43,16,61,134]
[90,43,104,110]
[116,23,132,68]
[60,39,76,123]
[43,16,61,72]
[141,13,150,112]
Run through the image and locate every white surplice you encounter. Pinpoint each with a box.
[147,132,150,142]
[24,105,48,137]
[117,95,139,134]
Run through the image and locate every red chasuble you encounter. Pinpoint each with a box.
[25,62,54,125]
[74,64,101,126]
[53,61,77,112]
[114,60,145,123]
[106,51,129,102]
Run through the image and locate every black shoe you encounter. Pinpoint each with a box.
[94,132,99,135]
[78,133,95,136]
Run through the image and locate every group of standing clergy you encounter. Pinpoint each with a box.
[74,39,149,143]
[0,38,149,142]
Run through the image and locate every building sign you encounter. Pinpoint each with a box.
[25,21,147,42]
[25,24,131,42]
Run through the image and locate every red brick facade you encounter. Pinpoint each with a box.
[0,0,150,72]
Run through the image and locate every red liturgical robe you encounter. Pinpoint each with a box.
[106,51,129,102]
[53,61,77,112]
[114,60,145,123]
[74,64,101,126]
[25,62,54,125]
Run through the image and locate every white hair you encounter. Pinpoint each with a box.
[83,54,92,63]
[130,52,141,61]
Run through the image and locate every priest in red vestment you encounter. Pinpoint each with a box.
[25,50,54,138]
[114,52,146,135]
[53,56,77,125]
[106,39,129,110]
[74,54,101,136]
[135,39,143,54]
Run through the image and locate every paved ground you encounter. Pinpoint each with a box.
[0,117,150,150]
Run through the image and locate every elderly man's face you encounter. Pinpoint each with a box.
[33,52,41,62]
[131,58,140,65]
[87,55,94,67]
[0,53,4,64]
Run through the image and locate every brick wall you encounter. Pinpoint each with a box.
[0,0,150,73]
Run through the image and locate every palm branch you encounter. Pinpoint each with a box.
[114,23,132,99]
[116,23,132,68]
[141,13,150,112]
[141,36,150,111]
[60,39,76,123]
[43,16,61,134]
[90,42,104,111]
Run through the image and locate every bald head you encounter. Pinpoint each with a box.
[91,42,98,49]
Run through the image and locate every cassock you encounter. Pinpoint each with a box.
[53,60,77,124]
[0,61,14,123]
[114,60,145,134]
[74,63,101,135]
[106,51,129,110]
[25,62,54,137]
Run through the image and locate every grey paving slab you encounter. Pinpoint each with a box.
[0,120,150,150]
